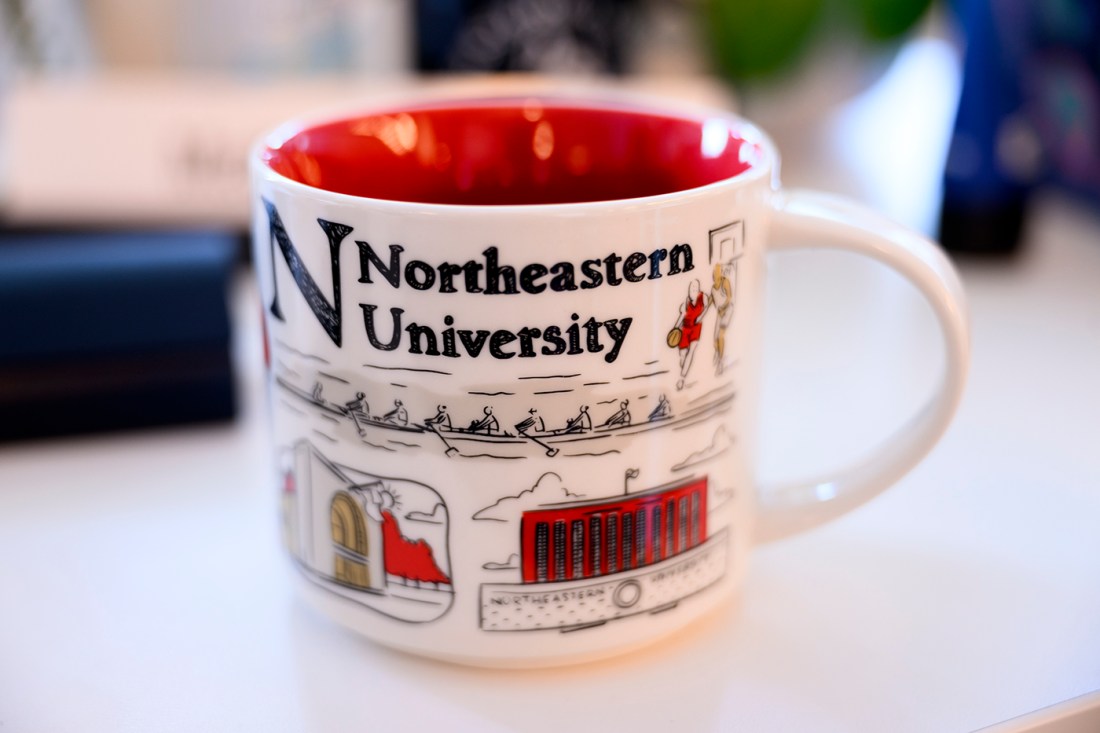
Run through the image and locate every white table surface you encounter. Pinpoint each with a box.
[3,42,1099,733]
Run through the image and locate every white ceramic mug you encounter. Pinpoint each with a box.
[250,93,969,667]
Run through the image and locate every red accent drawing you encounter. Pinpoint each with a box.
[382,510,452,585]
[679,290,706,351]
[519,477,707,583]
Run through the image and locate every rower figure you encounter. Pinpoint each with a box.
[345,392,370,421]
[468,406,500,434]
[514,408,545,434]
[563,405,592,433]
[382,399,408,426]
[603,399,631,428]
[648,394,672,422]
[424,404,451,429]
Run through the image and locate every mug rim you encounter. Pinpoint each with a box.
[251,93,778,214]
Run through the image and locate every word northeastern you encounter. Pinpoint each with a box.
[359,241,694,294]
[262,200,695,363]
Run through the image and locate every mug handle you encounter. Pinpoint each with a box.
[755,189,970,543]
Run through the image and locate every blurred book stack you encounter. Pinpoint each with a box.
[0,231,237,439]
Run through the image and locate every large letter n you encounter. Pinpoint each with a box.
[264,199,351,348]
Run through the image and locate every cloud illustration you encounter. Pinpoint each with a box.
[482,554,520,571]
[710,485,735,511]
[406,503,446,525]
[672,425,735,471]
[473,472,584,522]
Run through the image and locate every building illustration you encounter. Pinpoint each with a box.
[479,476,728,632]
[282,440,453,623]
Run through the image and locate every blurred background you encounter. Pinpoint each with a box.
[2,5,1100,731]
[0,0,1097,435]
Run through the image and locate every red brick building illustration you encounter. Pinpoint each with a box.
[520,477,707,583]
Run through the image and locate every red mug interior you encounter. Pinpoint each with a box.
[262,100,760,205]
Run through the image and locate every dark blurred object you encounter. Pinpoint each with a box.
[701,0,933,81]
[415,0,638,74]
[940,0,1100,253]
[0,230,238,440]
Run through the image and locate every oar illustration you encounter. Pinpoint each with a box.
[426,423,459,457]
[517,427,559,457]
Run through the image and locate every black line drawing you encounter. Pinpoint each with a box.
[648,394,672,422]
[406,504,447,525]
[483,554,520,571]
[669,399,735,432]
[279,400,308,416]
[464,453,527,460]
[708,220,744,264]
[477,474,728,632]
[362,362,453,376]
[311,429,337,443]
[602,400,631,428]
[275,340,330,363]
[380,399,409,426]
[622,370,670,380]
[687,385,731,407]
[276,364,302,379]
[281,441,453,623]
[709,485,736,513]
[671,425,735,471]
[518,374,581,380]
[275,372,735,461]
[473,472,584,521]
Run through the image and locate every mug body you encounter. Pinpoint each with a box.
[251,97,775,666]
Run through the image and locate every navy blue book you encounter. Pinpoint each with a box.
[0,230,239,440]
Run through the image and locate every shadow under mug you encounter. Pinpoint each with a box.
[251,94,969,667]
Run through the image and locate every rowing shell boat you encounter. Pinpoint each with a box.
[425,399,727,459]
[275,376,425,435]
[275,375,733,459]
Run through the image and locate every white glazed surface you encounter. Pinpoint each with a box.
[251,103,771,665]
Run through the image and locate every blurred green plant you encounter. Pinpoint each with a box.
[702,0,934,80]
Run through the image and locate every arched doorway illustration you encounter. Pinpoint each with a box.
[331,491,370,589]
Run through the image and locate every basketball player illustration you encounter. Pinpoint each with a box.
[710,263,735,375]
[673,278,709,390]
